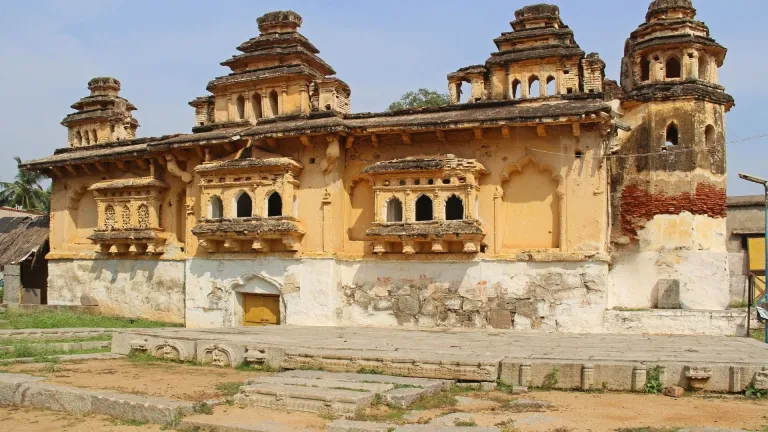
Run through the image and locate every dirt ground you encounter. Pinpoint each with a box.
[0,406,165,432]
[2,359,768,431]
[1,358,270,402]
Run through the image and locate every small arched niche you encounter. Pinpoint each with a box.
[210,196,223,219]
[546,76,556,96]
[665,56,681,79]
[236,95,246,120]
[269,90,279,117]
[267,192,283,217]
[252,93,263,120]
[705,124,716,148]
[641,57,651,82]
[386,197,403,222]
[415,195,433,222]
[665,122,679,146]
[445,195,464,221]
[236,192,253,218]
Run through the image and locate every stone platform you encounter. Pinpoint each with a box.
[112,326,768,393]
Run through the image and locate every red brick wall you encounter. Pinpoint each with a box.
[619,182,726,238]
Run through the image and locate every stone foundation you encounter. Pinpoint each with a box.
[47,259,185,324]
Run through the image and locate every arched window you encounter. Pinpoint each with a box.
[137,204,150,229]
[75,131,83,146]
[415,195,433,222]
[528,76,541,98]
[121,205,131,228]
[269,90,279,117]
[445,195,464,221]
[252,93,263,119]
[92,129,98,144]
[546,76,556,96]
[386,197,403,222]
[665,122,679,146]
[705,124,716,148]
[511,79,522,99]
[665,56,681,79]
[698,56,709,81]
[84,131,91,145]
[210,196,223,219]
[236,95,245,120]
[104,205,116,230]
[267,192,282,217]
[641,57,651,81]
[236,192,253,218]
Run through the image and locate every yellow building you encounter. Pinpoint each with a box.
[20,2,742,334]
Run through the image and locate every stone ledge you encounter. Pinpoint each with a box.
[0,372,195,425]
[604,309,748,336]
[0,328,116,340]
[0,352,123,365]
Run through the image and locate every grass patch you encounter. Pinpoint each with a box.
[541,367,560,390]
[193,402,214,415]
[455,419,478,427]
[410,392,458,411]
[615,428,681,432]
[745,382,767,399]
[0,309,179,329]
[235,362,279,372]
[109,418,149,427]
[0,341,110,361]
[215,382,243,397]
[751,328,766,342]
[0,335,112,346]
[353,406,408,423]
[317,409,339,421]
[645,366,664,394]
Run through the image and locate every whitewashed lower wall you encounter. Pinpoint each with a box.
[47,259,185,324]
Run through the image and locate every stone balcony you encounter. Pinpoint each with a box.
[366,220,485,255]
[192,216,304,253]
[89,229,166,255]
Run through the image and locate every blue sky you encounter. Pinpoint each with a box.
[0,0,765,195]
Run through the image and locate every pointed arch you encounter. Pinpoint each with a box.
[236,95,246,120]
[251,93,263,119]
[511,79,522,99]
[269,90,279,117]
[121,205,131,228]
[665,122,679,146]
[641,56,651,81]
[75,131,83,146]
[445,195,464,221]
[665,56,681,79]
[528,75,541,98]
[415,194,434,221]
[104,205,116,230]
[210,195,223,219]
[385,196,403,222]
[546,76,556,96]
[267,191,283,217]
[235,191,253,218]
[137,204,150,229]
[705,124,716,148]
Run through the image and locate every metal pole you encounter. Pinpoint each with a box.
[764,184,768,344]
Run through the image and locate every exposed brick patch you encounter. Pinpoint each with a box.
[619,183,726,238]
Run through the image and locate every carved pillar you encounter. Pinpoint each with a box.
[280,85,288,115]
[493,186,503,254]
[448,80,461,105]
[300,85,308,113]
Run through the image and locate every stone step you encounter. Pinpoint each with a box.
[326,420,499,432]
[235,382,375,414]
[178,418,315,432]
[245,376,395,394]
[279,370,451,392]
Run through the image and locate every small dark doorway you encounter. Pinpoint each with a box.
[666,123,679,146]
[666,57,681,79]
[267,192,283,217]
[237,192,253,218]
[445,195,464,221]
[415,195,433,221]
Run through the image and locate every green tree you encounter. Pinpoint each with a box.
[0,157,50,213]
[388,88,450,111]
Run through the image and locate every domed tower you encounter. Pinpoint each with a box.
[611,0,735,310]
[61,77,139,148]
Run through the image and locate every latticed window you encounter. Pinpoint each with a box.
[138,204,150,229]
[104,205,116,230]
[121,205,131,228]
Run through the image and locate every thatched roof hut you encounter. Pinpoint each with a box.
[0,216,50,268]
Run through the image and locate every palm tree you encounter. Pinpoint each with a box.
[0,157,49,213]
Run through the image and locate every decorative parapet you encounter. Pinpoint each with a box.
[192,217,304,253]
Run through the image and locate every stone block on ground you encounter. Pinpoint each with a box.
[395,426,499,432]
[179,418,314,432]
[279,370,451,392]
[657,279,681,309]
[235,383,374,415]
[0,373,46,405]
[326,419,397,432]
[430,412,476,426]
[663,386,686,398]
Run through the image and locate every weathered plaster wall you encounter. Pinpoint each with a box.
[48,259,185,324]
[185,257,610,333]
[2,265,21,305]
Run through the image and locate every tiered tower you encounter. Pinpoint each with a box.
[61,77,139,148]
[447,4,604,104]
[611,0,735,310]
[191,11,350,129]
